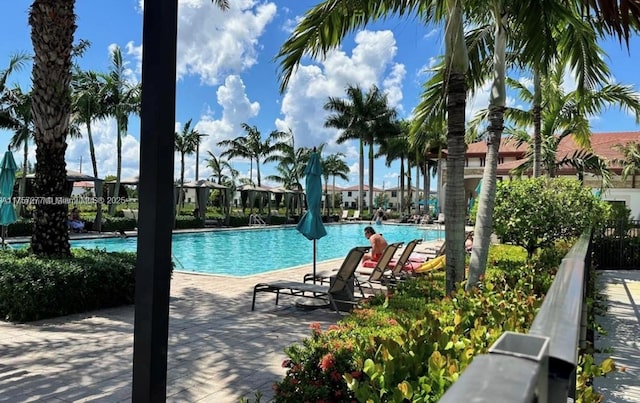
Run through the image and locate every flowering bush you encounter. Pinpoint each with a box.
[274,323,359,402]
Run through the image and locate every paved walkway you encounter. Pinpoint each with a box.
[594,270,640,402]
[0,259,351,403]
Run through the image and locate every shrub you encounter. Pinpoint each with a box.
[273,244,548,402]
[493,177,609,257]
[175,215,204,229]
[0,248,136,322]
[101,217,137,232]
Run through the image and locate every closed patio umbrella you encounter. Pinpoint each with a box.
[296,150,327,284]
[0,150,18,248]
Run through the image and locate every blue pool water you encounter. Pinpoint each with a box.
[66,223,443,277]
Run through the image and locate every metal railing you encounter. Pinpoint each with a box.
[439,231,591,402]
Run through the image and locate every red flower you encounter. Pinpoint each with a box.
[330,370,342,381]
[310,322,322,335]
[328,324,340,331]
[282,359,292,368]
[350,371,362,379]
[387,318,398,325]
[319,353,335,372]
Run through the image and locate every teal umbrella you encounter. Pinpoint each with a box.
[0,150,18,246]
[296,150,327,283]
[468,179,482,213]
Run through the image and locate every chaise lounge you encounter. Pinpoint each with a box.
[252,246,370,313]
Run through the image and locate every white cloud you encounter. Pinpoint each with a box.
[179,74,260,181]
[277,29,406,161]
[66,118,140,181]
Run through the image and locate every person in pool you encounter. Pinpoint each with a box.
[362,226,388,262]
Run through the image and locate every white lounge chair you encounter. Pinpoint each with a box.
[347,210,361,221]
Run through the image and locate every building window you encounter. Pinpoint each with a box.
[391,191,397,198]
[363,191,367,197]
[347,191,352,197]
[480,158,485,167]
[499,157,504,164]
[465,159,469,167]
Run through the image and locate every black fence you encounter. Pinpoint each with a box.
[592,220,640,270]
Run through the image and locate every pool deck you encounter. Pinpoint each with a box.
[0,236,446,403]
[0,259,347,402]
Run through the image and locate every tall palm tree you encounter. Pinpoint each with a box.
[325,84,396,215]
[205,151,235,185]
[377,125,410,214]
[175,119,200,210]
[28,0,76,256]
[102,46,141,215]
[3,87,33,216]
[321,153,349,215]
[219,123,287,187]
[71,69,105,180]
[264,130,310,191]
[613,142,640,188]
[409,118,446,216]
[71,69,106,227]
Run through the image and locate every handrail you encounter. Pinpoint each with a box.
[439,229,592,402]
[171,254,185,271]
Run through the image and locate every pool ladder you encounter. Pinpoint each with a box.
[249,214,266,226]
[172,254,186,271]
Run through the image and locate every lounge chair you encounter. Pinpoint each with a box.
[355,242,404,293]
[346,210,360,221]
[252,246,370,313]
[305,241,402,285]
[340,210,349,220]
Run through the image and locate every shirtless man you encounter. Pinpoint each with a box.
[362,226,388,262]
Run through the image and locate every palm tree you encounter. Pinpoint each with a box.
[71,70,104,179]
[2,87,33,216]
[325,84,396,215]
[219,123,288,187]
[71,69,106,228]
[264,131,310,191]
[205,151,235,185]
[102,45,141,215]
[613,142,640,188]
[28,0,76,256]
[322,153,349,215]
[378,124,410,214]
[409,118,446,217]
[175,119,200,211]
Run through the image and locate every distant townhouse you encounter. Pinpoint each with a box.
[437,131,640,219]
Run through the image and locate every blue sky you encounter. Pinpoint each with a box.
[1,0,638,191]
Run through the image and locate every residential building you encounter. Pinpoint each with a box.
[438,131,640,219]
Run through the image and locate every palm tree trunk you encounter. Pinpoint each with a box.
[29,0,75,256]
[424,162,431,216]
[178,153,185,213]
[332,175,336,214]
[358,138,364,214]
[467,10,507,291]
[87,122,103,231]
[368,142,374,213]
[444,0,469,295]
[109,129,123,215]
[256,157,261,187]
[399,158,404,214]
[415,155,420,214]
[445,71,467,295]
[532,70,542,177]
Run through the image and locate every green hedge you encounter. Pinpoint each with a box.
[175,215,204,229]
[0,248,136,322]
[273,245,559,402]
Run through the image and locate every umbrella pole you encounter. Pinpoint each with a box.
[313,239,317,284]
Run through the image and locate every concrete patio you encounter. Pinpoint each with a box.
[0,259,348,402]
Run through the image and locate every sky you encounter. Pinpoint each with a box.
[0,0,639,192]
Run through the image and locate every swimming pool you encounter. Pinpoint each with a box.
[67,223,444,276]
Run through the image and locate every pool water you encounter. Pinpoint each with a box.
[68,223,444,277]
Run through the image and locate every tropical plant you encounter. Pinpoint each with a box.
[218,123,288,187]
[613,141,640,188]
[102,45,141,215]
[324,84,397,216]
[71,69,104,179]
[263,129,310,191]
[175,119,201,210]
[206,151,236,185]
[408,118,445,216]
[378,120,411,215]
[3,87,33,215]
[28,0,76,256]
[492,177,610,257]
[322,153,349,215]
